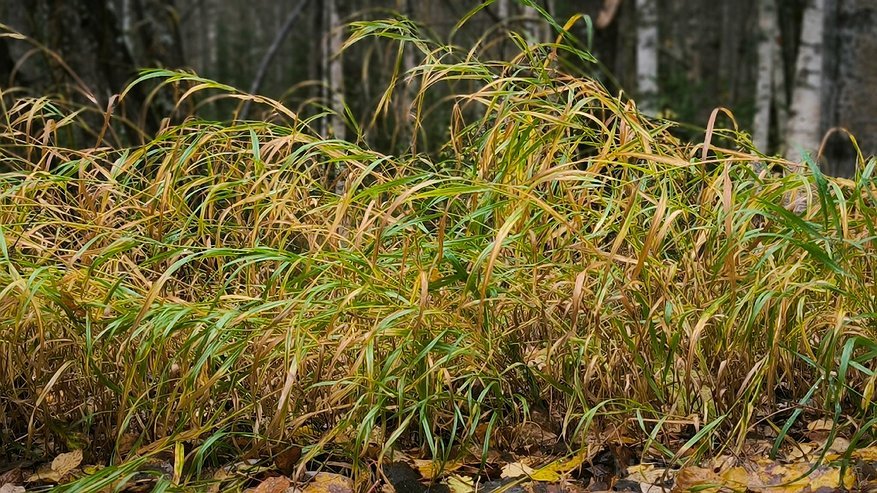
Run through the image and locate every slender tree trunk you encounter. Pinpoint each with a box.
[497,0,510,20]
[121,0,134,55]
[240,0,310,119]
[205,0,217,71]
[635,0,659,114]
[753,0,778,152]
[396,0,418,150]
[321,0,346,195]
[522,2,543,44]
[772,32,789,154]
[496,0,511,60]
[784,0,826,165]
[543,0,556,42]
[828,0,877,175]
[323,0,344,140]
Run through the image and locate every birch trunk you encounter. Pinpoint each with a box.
[497,0,510,20]
[322,0,346,194]
[753,0,778,152]
[635,0,659,115]
[784,0,826,166]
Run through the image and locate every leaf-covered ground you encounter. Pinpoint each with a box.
[4,418,876,491]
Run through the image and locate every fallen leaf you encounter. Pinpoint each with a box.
[672,466,745,493]
[627,464,667,484]
[207,468,232,493]
[0,469,23,485]
[413,459,463,480]
[530,468,562,483]
[275,446,302,476]
[446,474,475,493]
[52,449,83,476]
[673,461,855,493]
[806,419,834,432]
[0,484,25,493]
[244,475,291,493]
[26,449,84,484]
[502,462,536,479]
[528,449,590,482]
[855,446,877,462]
[626,464,673,493]
[26,467,63,484]
[117,432,139,456]
[749,462,854,493]
[826,437,850,455]
[704,454,738,472]
[302,472,354,493]
[786,443,818,462]
[524,346,548,371]
[720,468,750,491]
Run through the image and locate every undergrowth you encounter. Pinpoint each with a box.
[1,8,876,491]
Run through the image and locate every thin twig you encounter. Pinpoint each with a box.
[240,0,311,119]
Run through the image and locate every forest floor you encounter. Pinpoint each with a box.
[2,31,877,492]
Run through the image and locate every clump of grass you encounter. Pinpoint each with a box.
[1,11,876,490]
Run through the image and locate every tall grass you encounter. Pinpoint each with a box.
[1,11,876,490]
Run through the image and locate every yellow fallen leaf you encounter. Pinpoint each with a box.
[529,468,562,482]
[719,467,750,491]
[302,472,354,493]
[528,449,590,482]
[413,459,463,480]
[244,475,291,493]
[806,420,834,432]
[672,466,746,493]
[501,462,536,479]
[446,474,475,493]
[207,468,232,493]
[806,467,854,492]
[26,468,63,484]
[854,446,877,461]
[627,464,668,485]
[762,462,854,493]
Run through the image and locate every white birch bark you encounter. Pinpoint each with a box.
[635,0,659,115]
[328,0,344,142]
[322,0,346,195]
[784,0,826,166]
[753,0,778,152]
[497,0,510,20]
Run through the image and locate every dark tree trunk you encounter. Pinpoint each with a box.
[824,0,877,176]
[2,0,136,101]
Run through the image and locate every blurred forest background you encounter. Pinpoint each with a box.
[0,0,874,176]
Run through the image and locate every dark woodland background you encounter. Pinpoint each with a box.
[0,0,874,175]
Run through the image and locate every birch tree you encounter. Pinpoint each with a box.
[635,0,658,115]
[497,0,511,20]
[784,0,826,165]
[322,0,346,194]
[753,0,778,152]
[322,0,344,140]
